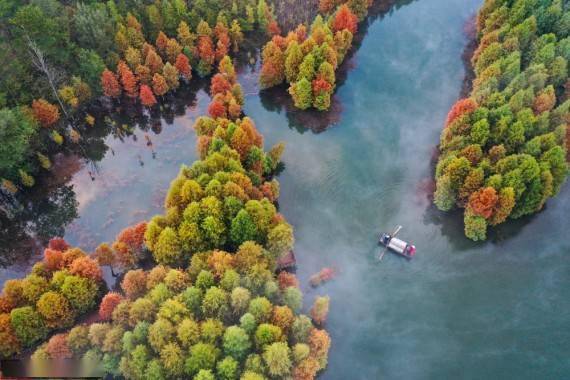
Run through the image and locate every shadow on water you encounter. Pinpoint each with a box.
[0,78,210,279]
[258,0,419,133]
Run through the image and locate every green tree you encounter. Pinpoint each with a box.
[10,306,47,347]
[289,78,312,109]
[263,342,292,377]
[223,326,251,360]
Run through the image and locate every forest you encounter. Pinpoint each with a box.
[434,0,568,240]
[0,0,569,378]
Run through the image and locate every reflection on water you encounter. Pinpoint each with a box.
[0,79,210,283]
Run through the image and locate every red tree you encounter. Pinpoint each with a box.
[211,74,232,95]
[332,5,358,34]
[445,98,477,127]
[46,334,72,359]
[175,54,192,80]
[277,271,299,289]
[99,292,124,320]
[468,187,498,219]
[43,248,64,271]
[267,20,281,36]
[116,222,147,253]
[139,84,157,107]
[312,77,333,94]
[32,99,60,127]
[118,61,138,98]
[69,256,103,281]
[48,237,70,251]
[198,36,216,64]
[101,69,121,98]
[208,100,227,119]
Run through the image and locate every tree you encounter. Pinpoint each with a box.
[0,313,20,357]
[145,49,165,74]
[31,99,60,127]
[160,342,185,377]
[140,84,157,107]
[156,31,169,53]
[308,328,330,370]
[177,318,200,349]
[217,356,238,380]
[289,78,313,109]
[310,296,329,325]
[229,20,244,52]
[254,323,282,348]
[101,69,121,98]
[464,212,487,241]
[69,256,102,281]
[259,41,285,89]
[10,306,47,347]
[60,275,99,314]
[468,187,498,219]
[46,333,72,359]
[166,38,183,63]
[163,63,180,90]
[211,74,232,95]
[489,187,516,226]
[272,305,294,333]
[285,41,303,83]
[99,292,123,321]
[222,326,251,361]
[282,287,303,313]
[267,223,294,259]
[121,270,147,299]
[175,53,192,80]
[230,209,258,247]
[333,5,358,34]
[0,108,36,177]
[152,73,169,97]
[445,98,477,127]
[263,342,292,377]
[36,291,73,329]
[201,287,229,319]
[117,61,138,98]
[184,343,219,376]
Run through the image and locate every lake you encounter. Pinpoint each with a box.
[2,0,570,378]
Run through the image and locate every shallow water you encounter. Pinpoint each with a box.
[3,0,570,377]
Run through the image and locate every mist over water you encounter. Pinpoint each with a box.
[246,0,570,378]
[2,0,569,377]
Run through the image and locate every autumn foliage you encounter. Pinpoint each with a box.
[332,5,358,34]
[139,84,157,107]
[99,292,123,321]
[32,99,60,127]
[468,187,498,219]
[101,69,121,98]
[444,98,477,127]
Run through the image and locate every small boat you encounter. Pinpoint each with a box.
[378,225,416,260]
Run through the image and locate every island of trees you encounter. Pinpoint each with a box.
[434,0,569,240]
[0,56,331,380]
[258,0,370,110]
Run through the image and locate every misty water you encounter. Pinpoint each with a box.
[2,0,570,377]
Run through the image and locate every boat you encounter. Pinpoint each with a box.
[378,225,416,260]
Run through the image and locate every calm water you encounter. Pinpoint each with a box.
[4,0,570,377]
